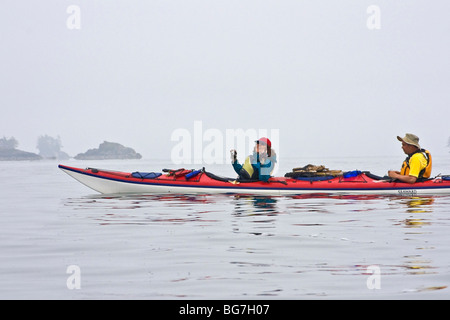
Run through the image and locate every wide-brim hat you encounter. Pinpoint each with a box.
[397,133,421,149]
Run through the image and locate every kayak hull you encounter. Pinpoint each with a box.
[58,165,450,196]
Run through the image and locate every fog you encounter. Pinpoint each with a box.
[1,1,449,162]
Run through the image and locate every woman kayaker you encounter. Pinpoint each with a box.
[230,137,277,182]
[388,133,432,184]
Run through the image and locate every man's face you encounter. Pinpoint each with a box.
[401,142,417,155]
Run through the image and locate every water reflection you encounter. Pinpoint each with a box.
[396,197,439,281]
[62,193,220,226]
[63,193,442,230]
[59,191,450,297]
[64,193,214,210]
[401,197,435,214]
[230,196,283,236]
[289,193,392,201]
[232,195,280,216]
[395,197,435,229]
[402,255,437,275]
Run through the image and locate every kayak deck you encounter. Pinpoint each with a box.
[58,164,450,196]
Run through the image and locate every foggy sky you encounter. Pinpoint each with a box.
[1,0,449,161]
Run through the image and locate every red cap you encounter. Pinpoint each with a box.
[256,137,271,148]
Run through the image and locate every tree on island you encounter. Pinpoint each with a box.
[0,136,19,150]
[0,136,41,161]
[37,135,70,159]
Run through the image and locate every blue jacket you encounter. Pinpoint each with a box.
[232,152,276,182]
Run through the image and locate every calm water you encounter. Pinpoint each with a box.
[1,156,449,300]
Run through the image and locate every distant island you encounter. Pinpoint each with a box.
[0,148,42,161]
[1,136,143,161]
[0,137,42,161]
[74,141,142,160]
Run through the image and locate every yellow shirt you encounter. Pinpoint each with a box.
[406,153,428,178]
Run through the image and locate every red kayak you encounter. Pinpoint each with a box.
[59,164,450,196]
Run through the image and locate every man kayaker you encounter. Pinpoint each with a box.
[388,133,432,184]
[230,137,277,182]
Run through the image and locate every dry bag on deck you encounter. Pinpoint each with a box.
[131,172,162,179]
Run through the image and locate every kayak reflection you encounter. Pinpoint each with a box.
[233,195,280,216]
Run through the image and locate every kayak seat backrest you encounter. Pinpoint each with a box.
[131,172,162,179]
[204,171,236,182]
[362,171,388,181]
[204,171,233,182]
[442,176,450,181]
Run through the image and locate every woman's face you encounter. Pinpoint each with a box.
[255,143,267,155]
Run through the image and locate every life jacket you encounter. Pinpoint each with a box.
[400,149,432,179]
[240,154,277,180]
[241,156,257,179]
